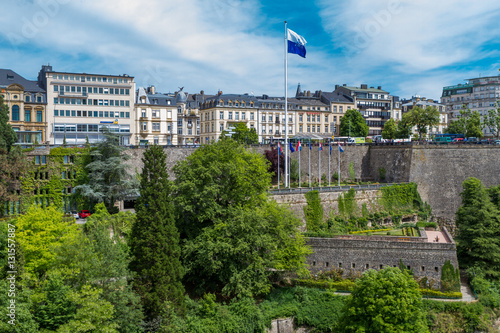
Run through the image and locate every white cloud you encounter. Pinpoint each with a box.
[317,0,500,73]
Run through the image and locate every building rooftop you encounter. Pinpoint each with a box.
[0,69,45,93]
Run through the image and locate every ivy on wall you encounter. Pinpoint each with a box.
[19,146,90,214]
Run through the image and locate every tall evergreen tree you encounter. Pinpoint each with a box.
[129,145,185,320]
[456,177,500,278]
[74,128,137,212]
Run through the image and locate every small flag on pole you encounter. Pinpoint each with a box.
[329,143,332,155]
[296,140,302,151]
[339,143,344,153]
[319,142,323,151]
[287,29,307,58]
[278,143,283,155]
[289,141,295,153]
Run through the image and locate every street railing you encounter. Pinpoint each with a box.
[268,182,408,195]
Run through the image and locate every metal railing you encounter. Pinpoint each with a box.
[268,182,408,195]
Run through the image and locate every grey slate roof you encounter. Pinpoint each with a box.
[319,91,354,103]
[0,69,45,92]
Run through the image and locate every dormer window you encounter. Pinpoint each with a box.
[25,95,30,102]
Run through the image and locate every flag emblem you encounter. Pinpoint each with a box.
[287,29,307,58]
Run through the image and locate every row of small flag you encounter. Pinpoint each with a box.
[278,141,344,155]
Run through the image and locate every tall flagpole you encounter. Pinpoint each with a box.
[308,140,311,187]
[338,144,341,187]
[284,21,289,188]
[298,142,301,188]
[278,144,280,190]
[319,144,321,187]
[329,143,331,187]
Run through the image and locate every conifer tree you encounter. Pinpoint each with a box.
[456,177,500,278]
[129,145,185,320]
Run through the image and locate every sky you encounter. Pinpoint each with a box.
[2,0,500,100]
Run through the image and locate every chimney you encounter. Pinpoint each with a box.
[149,85,155,94]
[200,90,204,95]
[377,86,381,90]
[343,84,346,86]
[361,84,368,89]
[335,84,339,90]
[307,91,311,97]
[318,90,322,98]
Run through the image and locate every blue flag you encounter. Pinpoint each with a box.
[309,142,312,150]
[287,29,307,58]
[329,143,332,155]
[289,141,295,153]
[339,143,344,153]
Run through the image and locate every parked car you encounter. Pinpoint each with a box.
[78,210,92,219]
[71,211,79,219]
[494,140,500,145]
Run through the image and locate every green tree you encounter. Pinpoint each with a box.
[466,110,484,138]
[15,206,81,279]
[339,109,369,137]
[336,267,428,333]
[129,145,185,319]
[397,113,413,139]
[485,103,500,138]
[446,105,483,138]
[74,128,137,213]
[182,202,310,298]
[381,118,397,140]
[173,138,271,240]
[404,106,440,140]
[0,96,17,152]
[174,139,310,297]
[56,285,118,333]
[303,190,324,232]
[456,178,500,278]
[445,119,465,135]
[231,122,259,144]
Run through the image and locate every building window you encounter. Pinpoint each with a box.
[241,112,245,120]
[235,112,239,120]
[250,112,254,120]
[25,109,31,122]
[220,111,224,119]
[37,111,43,122]
[141,122,147,131]
[154,136,159,145]
[12,105,19,121]
[153,122,160,131]
[228,112,233,120]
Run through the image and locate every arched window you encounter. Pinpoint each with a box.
[12,105,20,121]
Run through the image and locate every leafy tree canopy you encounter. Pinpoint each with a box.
[336,267,428,333]
[381,118,397,140]
[174,139,310,298]
[404,106,440,140]
[230,122,259,144]
[173,138,271,240]
[485,103,500,138]
[339,109,369,137]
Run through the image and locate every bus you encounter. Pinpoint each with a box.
[332,137,365,144]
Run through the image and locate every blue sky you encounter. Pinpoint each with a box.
[2,0,500,100]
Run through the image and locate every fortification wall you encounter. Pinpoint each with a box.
[306,229,458,285]
[81,143,500,223]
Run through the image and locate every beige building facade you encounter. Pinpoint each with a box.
[39,65,135,145]
[0,69,47,144]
